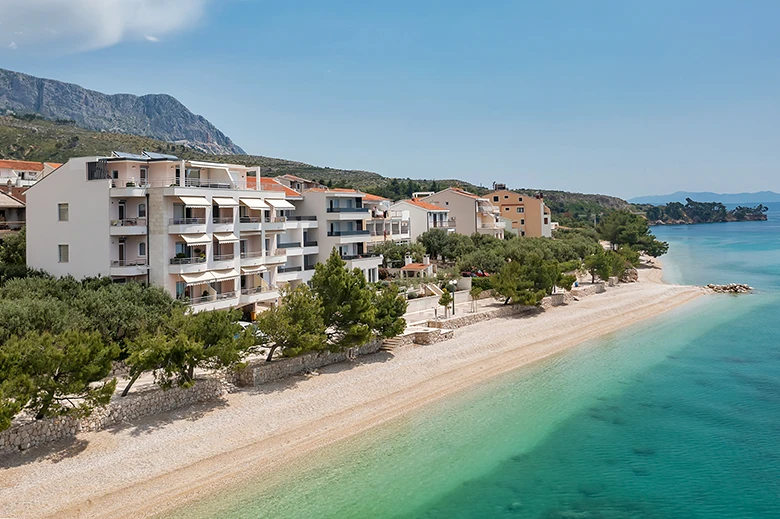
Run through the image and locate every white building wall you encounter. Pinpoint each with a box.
[26,157,111,278]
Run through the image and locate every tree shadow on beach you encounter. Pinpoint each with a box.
[0,437,90,469]
[102,397,230,438]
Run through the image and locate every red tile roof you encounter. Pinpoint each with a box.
[404,198,449,211]
[259,177,301,197]
[448,187,482,200]
[362,193,389,202]
[401,263,429,271]
[45,162,63,169]
[305,187,362,194]
[0,160,44,171]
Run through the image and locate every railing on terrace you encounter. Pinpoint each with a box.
[289,215,317,221]
[340,252,381,261]
[169,217,206,225]
[326,207,369,213]
[278,266,303,273]
[111,259,148,267]
[213,253,235,261]
[241,285,277,296]
[265,216,287,223]
[213,217,234,224]
[268,248,287,257]
[111,218,147,227]
[239,216,263,223]
[240,251,264,259]
[277,242,302,249]
[189,291,238,305]
[327,230,370,237]
[111,178,289,191]
[304,264,316,271]
[170,256,207,265]
[432,220,457,229]
[303,241,318,247]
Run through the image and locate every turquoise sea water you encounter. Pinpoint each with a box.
[174,204,780,519]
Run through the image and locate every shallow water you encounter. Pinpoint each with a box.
[172,204,780,519]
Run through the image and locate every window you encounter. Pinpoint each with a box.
[139,242,146,256]
[504,207,510,211]
[493,196,499,202]
[445,201,449,206]
[519,207,525,213]
[504,195,509,199]
[521,219,525,225]
[518,197,523,202]
[544,218,549,225]
[138,203,146,218]
[58,203,69,221]
[112,170,119,179]
[58,244,69,263]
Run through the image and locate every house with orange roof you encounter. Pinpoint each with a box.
[361,192,411,247]
[0,191,25,234]
[389,198,456,242]
[485,189,553,237]
[421,187,505,239]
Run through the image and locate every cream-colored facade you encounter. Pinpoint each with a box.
[421,188,505,239]
[388,198,455,242]
[485,190,552,237]
[25,152,292,315]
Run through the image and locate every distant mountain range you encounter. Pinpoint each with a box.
[0,68,244,155]
[630,191,780,205]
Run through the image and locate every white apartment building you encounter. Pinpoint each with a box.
[289,187,383,283]
[362,193,411,248]
[422,187,505,239]
[25,152,294,316]
[388,198,456,242]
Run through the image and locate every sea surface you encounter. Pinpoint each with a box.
[173,203,780,519]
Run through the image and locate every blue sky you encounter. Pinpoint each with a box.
[2,0,779,199]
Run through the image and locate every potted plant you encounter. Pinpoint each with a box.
[125,180,136,187]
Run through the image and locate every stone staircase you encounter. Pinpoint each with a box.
[380,337,405,352]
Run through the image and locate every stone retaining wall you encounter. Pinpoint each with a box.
[235,339,383,387]
[427,304,540,330]
[413,329,454,345]
[0,379,224,456]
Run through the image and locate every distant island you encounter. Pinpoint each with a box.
[629,191,780,205]
[634,198,768,225]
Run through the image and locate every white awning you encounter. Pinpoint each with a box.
[180,233,211,245]
[213,232,239,243]
[181,272,213,286]
[178,196,211,207]
[240,198,269,210]
[241,265,267,274]
[265,198,295,209]
[212,268,240,282]
[212,197,239,207]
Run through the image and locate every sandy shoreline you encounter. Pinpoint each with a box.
[0,263,705,519]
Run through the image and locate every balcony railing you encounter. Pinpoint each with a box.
[432,220,457,229]
[304,264,317,271]
[327,207,369,213]
[289,215,317,221]
[265,216,287,223]
[340,252,381,261]
[278,266,303,274]
[170,256,207,265]
[189,291,237,305]
[303,241,318,247]
[112,177,289,191]
[240,216,263,223]
[169,217,206,225]
[327,230,370,237]
[240,251,264,259]
[213,253,235,261]
[241,285,277,296]
[111,218,147,227]
[277,242,302,249]
[213,217,234,224]
[111,259,148,267]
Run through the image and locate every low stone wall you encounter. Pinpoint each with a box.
[571,283,607,298]
[540,293,566,309]
[0,379,224,456]
[235,339,383,387]
[427,304,539,330]
[413,329,454,345]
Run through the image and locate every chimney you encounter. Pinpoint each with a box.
[404,254,413,266]
[423,255,430,266]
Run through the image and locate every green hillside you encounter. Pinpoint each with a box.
[0,114,629,222]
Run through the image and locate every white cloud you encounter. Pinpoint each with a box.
[8,41,17,50]
[0,0,211,52]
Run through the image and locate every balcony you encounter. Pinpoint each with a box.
[169,256,207,274]
[326,207,369,213]
[212,216,235,231]
[110,218,147,236]
[240,285,279,304]
[264,216,287,232]
[278,265,303,274]
[213,253,236,267]
[168,217,207,234]
[327,230,370,237]
[109,259,149,277]
[431,220,457,229]
[277,241,302,249]
[240,251,265,267]
[238,216,263,232]
[265,249,287,264]
[340,252,381,261]
[303,240,318,247]
[190,291,238,306]
[289,216,317,221]
[304,264,317,271]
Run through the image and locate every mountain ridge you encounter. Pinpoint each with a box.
[0,68,244,155]
[630,191,780,205]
